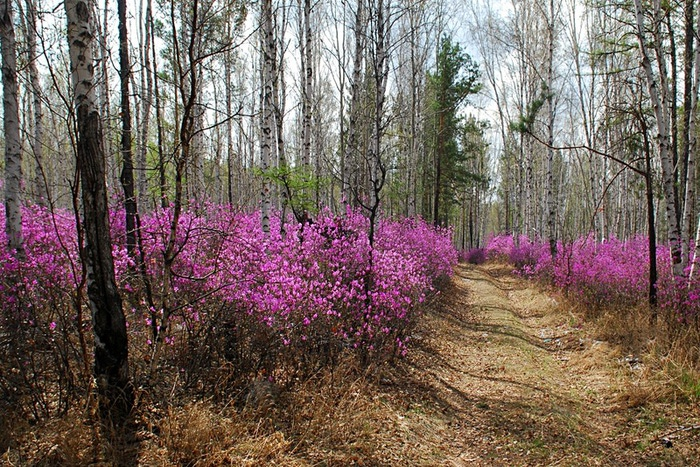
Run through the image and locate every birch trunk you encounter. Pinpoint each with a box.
[545,0,557,257]
[138,0,154,204]
[95,1,115,187]
[633,0,684,276]
[151,8,166,209]
[300,0,313,168]
[682,1,699,272]
[687,5,700,283]
[23,0,47,205]
[524,135,533,238]
[225,18,234,205]
[345,0,365,208]
[65,0,131,412]
[272,12,286,212]
[335,3,347,208]
[1,0,23,257]
[260,0,274,235]
[690,216,700,284]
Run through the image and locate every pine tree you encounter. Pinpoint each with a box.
[426,35,481,226]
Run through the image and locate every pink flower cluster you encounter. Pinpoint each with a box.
[0,204,80,330]
[1,204,456,358]
[485,233,700,318]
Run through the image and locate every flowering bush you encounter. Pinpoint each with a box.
[0,204,80,327]
[547,236,650,307]
[485,233,700,320]
[1,203,457,404]
[0,204,84,418]
[460,248,487,265]
[485,234,549,271]
[485,234,515,262]
[655,245,700,321]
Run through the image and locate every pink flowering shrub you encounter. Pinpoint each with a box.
[486,233,700,320]
[459,248,487,265]
[484,234,515,262]
[376,218,457,281]
[0,204,83,418]
[547,236,650,307]
[0,205,80,320]
[1,203,456,403]
[655,245,700,321]
[485,234,549,271]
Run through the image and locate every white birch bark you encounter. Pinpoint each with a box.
[137,0,153,203]
[687,5,700,283]
[682,3,700,275]
[545,0,557,257]
[633,0,684,276]
[260,0,274,235]
[1,0,23,256]
[300,0,313,168]
[65,0,131,410]
[23,0,47,205]
[690,215,700,284]
[225,28,234,205]
[271,6,286,208]
[94,0,115,186]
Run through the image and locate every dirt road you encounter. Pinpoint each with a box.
[387,263,699,466]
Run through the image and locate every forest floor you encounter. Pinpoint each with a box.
[363,262,700,466]
[7,263,700,465]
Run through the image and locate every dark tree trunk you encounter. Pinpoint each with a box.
[118,0,138,258]
[66,0,132,415]
[642,117,658,321]
[77,104,132,413]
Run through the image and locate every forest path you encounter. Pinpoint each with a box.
[394,263,695,466]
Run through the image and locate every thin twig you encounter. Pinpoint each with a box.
[655,424,700,440]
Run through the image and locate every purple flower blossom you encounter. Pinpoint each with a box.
[486,233,700,318]
[1,203,457,358]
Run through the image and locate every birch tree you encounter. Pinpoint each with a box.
[344,0,366,208]
[686,4,700,282]
[260,0,274,235]
[65,0,131,412]
[299,0,313,169]
[542,0,559,257]
[681,0,700,272]
[633,0,683,276]
[1,0,23,257]
[23,0,47,205]
[137,0,154,204]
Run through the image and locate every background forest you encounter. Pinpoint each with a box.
[3,0,700,256]
[1,0,700,463]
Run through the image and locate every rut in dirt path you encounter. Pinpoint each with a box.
[402,263,683,466]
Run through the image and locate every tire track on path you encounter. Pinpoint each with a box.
[401,263,669,465]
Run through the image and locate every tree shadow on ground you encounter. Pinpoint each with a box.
[372,266,619,464]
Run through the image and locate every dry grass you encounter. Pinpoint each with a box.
[143,401,295,466]
[588,305,654,352]
[563,299,700,407]
[4,264,700,465]
[2,356,448,466]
